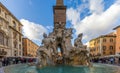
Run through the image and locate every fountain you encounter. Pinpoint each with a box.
[3,0,120,73]
[36,0,91,68]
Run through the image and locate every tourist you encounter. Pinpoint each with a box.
[23,58,26,63]
[115,57,119,65]
[9,58,13,65]
[0,58,2,68]
[7,58,10,65]
[20,58,23,63]
[119,57,120,65]
[2,58,6,66]
[110,57,114,64]
[0,57,4,73]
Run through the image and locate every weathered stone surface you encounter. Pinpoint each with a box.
[36,28,90,67]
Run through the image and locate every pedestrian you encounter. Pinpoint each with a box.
[119,57,120,65]
[0,58,2,68]
[0,57,4,73]
[110,57,114,64]
[13,58,15,64]
[115,57,119,65]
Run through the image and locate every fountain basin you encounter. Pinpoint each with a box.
[4,64,120,73]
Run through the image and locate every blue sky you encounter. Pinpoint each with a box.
[1,0,120,46]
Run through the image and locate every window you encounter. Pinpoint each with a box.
[110,46,113,50]
[13,32,17,38]
[14,51,17,56]
[4,37,7,46]
[110,38,113,42]
[14,41,17,48]
[5,13,7,18]
[103,46,106,50]
[103,52,106,54]
[97,47,99,51]
[0,8,1,14]
[18,26,21,31]
[19,51,21,55]
[14,54,16,56]
[6,38,8,46]
[19,35,21,42]
[0,32,4,45]
[13,21,16,28]
[0,18,2,23]
[19,44,21,49]
[97,40,100,43]
[110,52,113,55]
[29,43,30,46]
[103,39,106,42]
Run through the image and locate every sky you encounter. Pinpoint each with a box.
[1,0,120,46]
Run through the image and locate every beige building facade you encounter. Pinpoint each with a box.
[0,2,23,57]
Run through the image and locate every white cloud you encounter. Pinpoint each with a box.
[67,8,80,25]
[20,19,47,42]
[67,0,120,43]
[67,1,88,25]
[89,0,104,14]
[46,26,53,30]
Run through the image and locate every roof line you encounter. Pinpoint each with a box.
[0,2,23,26]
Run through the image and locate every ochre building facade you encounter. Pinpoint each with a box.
[89,33,116,57]
[114,26,120,55]
[23,38,39,57]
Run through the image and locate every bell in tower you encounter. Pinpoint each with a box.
[53,0,66,29]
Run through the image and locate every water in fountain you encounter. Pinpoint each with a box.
[5,64,120,73]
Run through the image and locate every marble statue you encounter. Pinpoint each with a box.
[36,0,91,68]
[74,33,83,48]
[36,30,91,67]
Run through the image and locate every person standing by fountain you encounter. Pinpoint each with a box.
[0,57,4,73]
[0,57,2,68]
[119,57,120,65]
[115,57,119,65]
